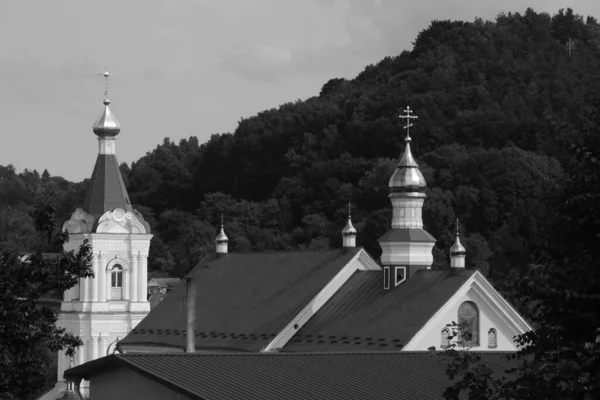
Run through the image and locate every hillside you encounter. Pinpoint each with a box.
[2,7,600,280]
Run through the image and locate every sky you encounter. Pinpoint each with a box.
[0,0,598,182]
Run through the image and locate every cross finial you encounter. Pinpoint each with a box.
[347,201,353,218]
[456,217,460,236]
[220,212,224,227]
[97,67,112,99]
[399,106,419,140]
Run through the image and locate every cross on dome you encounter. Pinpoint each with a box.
[97,67,113,101]
[399,106,419,141]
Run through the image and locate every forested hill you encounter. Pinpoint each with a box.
[2,8,600,279]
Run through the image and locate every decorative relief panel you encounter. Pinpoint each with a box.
[96,208,147,234]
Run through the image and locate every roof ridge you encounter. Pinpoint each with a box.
[123,350,517,357]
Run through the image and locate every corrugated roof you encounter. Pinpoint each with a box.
[121,248,362,351]
[82,154,133,222]
[284,269,475,352]
[65,351,520,400]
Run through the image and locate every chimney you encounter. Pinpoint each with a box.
[185,276,196,353]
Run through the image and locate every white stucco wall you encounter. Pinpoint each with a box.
[403,279,531,352]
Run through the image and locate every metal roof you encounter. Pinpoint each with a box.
[284,269,475,352]
[82,154,133,222]
[65,351,520,400]
[379,228,437,243]
[121,248,362,351]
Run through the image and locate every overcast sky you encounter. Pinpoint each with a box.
[0,0,597,182]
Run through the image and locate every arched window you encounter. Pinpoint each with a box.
[457,301,479,347]
[111,264,123,300]
[488,328,497,349]
[441,327,450,349]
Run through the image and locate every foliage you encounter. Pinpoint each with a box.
[0,193,93,399]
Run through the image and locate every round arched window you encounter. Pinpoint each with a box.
[111,264,123,300]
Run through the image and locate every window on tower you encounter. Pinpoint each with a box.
[111,264,123,300]
[394,266,407,287]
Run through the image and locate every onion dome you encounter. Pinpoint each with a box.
[389,135,427,191]
[93,98,121,137]
[216,214,228,245]
[450,219,466,256]
[216,225,228,244]
[342,216,357,237]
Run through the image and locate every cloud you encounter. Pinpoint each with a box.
[220,43,293,82]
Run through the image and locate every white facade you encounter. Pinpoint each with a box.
[56,207,152,386]
[403,271,532,351]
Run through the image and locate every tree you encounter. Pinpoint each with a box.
[0,193,93,399]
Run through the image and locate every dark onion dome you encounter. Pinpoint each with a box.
[93,98,121,137]
[389,135,426,192]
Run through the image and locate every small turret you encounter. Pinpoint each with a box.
[216,214,229,255]
[450,218,466,268]
[342,202,357,248]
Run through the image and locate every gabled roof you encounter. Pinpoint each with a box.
[82,154,133,221]
[284,269,476,352]
[65,352,521,400]
[121,248,362,352]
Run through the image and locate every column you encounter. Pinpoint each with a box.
[90,335,99,361]
[91,253,99,302]
[98,252,106,302]
[78,338,87,365]
[99,333,108,358]
[63,288,70,302]
[130,251,138,302]
[79,278,85,301]
[138,254,148,302]
[124,269,130,300]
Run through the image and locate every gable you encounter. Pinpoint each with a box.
[402,271,532,351]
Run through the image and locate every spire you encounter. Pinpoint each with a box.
[82,67,133,222]
[216,213,229,254]
[450,218,466,268]
[378,105,436,284]
[93,68,120,138]
[389,106,426,191]
[342,201,357,248]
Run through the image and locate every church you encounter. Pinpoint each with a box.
[47,77,531,399]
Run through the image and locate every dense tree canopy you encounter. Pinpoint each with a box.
[0,192,92,399]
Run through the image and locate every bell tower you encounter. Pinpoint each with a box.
[56,68,153,393]
[378,106,436,289]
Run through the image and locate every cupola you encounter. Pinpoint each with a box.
[342,202,357,248]
[216,214,229,255]
[450,218,466,268]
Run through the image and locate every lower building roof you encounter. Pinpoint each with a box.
[65,351,521,400]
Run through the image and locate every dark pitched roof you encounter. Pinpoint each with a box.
[379,228,436,242]
[65,352,521,400]
[82,154,133,221]
[121,248,362,351]
[284,269,476,352]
